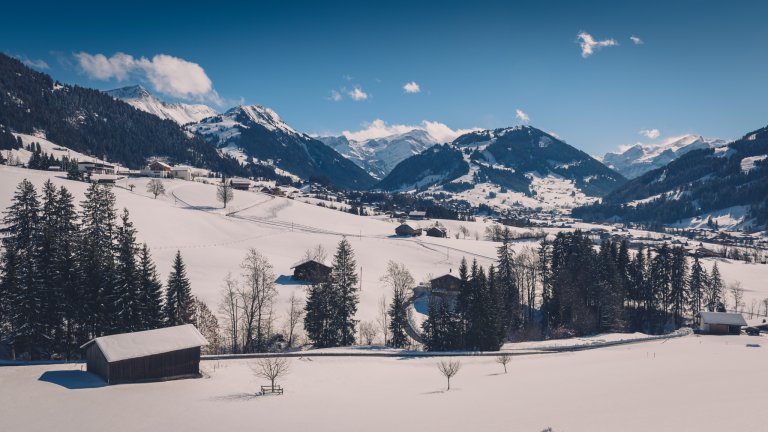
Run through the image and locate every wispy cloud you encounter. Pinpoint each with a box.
[640,129,661,139]
[341,119,479,143]
[329,90,343,102]
[348,86,368,101]
[576,32,618,58]
[630,35,644,45]
[14,54,49,70]
[74,52,222,105]
[515,109,530,123]
[403,81,421,93]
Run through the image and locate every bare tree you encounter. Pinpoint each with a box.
[285,292,304,348]
[359,321,378,345]
[302,244,328,264]
[377,294,389,345]
[146,178,165,199]
[217,179,234,209]
[252,357,290,393]
[380,261,415,348]
[239,249,277,352]
[496,353,511,373]
[437,359,461,391]
[218,273,240,353]
[459,225,470,239]
[763,298,768,317]
[729,281,744,313]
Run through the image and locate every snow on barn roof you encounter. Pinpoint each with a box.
[699,311,747,326]
[80,324,209,363]
[290,259,330,269]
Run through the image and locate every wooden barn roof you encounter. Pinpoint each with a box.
[80,324,209,363]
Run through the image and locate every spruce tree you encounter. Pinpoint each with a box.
[114,209,141,332]
[496,228,518,335]
[53,186,81,358]
[706,262,724,311]
[689,255,705,315]
[669,246,688,328]
[304,282,334,347]
[387,287,409,349]
[137,244,165,330]
[165,250,194,326]
[330,238,359,346]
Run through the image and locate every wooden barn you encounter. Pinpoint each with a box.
[80,324,209,384]
[426,226,447,238]
[697,311,747,335]
[292,259,332,283]
[395,223,422,237]
[430,273,462,295]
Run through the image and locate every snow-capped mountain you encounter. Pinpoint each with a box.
[376,126,626,210]
[602,134,729,179]
[187,105,376,189]
[318,129,438,179]
[106,85,218,125]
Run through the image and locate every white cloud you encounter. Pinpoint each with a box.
[348,86,368,101]
[630,36,644,45]
[640,129,661,139]
[341,119,479,143]
[74,52,222,104]
[14,55,49,70]
[329,90,342,102]
[576,32,618,58]
[403,81,421,93]
[515,109,530,123]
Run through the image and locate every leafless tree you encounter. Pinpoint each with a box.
[729,281,744,313]
[239,249,277,352]
[763,298,768,317]
[285,292,304,348]
[217,179,234,208]
[496,353,511,373]
[252,357,290,393]
[359,321,378,345]
[192,297,223,354]
[437,358,461,391]
[218,273,240,353]
[302,244,328,264]
[458,225,470,239]
[146,178,165,199]
[377,294,389,345]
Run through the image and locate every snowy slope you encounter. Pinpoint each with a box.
[603,134,729,179]
[319,129,438,179]
[106,85,218,125]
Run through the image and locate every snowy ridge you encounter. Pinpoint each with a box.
[106,85,218,125]
[187,105,299,145]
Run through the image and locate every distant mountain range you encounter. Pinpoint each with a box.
[602,134,729,179]
[106,85,218,125]
[575,126,768,228]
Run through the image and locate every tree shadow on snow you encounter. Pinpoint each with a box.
[38,370,106,389]
[274,275,308,286]
[210,392,261,402]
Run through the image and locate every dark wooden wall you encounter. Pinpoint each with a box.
[86,346,202,384]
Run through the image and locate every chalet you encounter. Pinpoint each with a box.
[145,160,172,178]
[291,259,332,283]
[409,211,427,220]
[229,178,252,190]
[80,324,208,384]
[430,273,462,294]
[426,226,448,238]
[697,311,747,335]
[77,161,116,175]
[395,223,422,237]
[170,166,193,181]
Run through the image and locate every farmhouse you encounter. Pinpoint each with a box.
[170,166,193,181]
[292,259,332,283]
[430,273,461,295]
[229,178,252,190]
[409,210,427,220]
[697,311,747,335]
[426,226,447,238]
[80,324,208,384]
[395,223,422,237]
[145,160,172,177]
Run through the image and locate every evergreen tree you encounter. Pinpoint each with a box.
[706,262,724,311]
[689,255,705,315]
[496,228,518,335]
[329,238,359,346]
[137,244,165,330]
[387,286,409,349]
[537,240,552,334]
[303,281,335,347]
[114,209,141,332]
[165,250,194,326]
[669,246,689,327]
[53,186,81,358]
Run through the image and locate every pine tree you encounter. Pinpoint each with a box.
[689,255,705,315]
[165,250,194,326]
[330,238,359,346]
[706,262,724,311]
[669,246,688,328]
[53,186,81,358]
[137,244,165,330]
[114,209,141,332]
[387,286,409,348]
[37,181,63,352]
[496,228,518,336]
[304,282,335,347]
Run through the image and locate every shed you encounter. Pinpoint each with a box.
[170,166,193,181]
[426,226,448,238]
[409,211,427,220]
[430,273,462,295]
[291,259,332,283]
[698,311,747,335]
[229,178,252,190]
[395,223,422,237]
[80,324,208,384]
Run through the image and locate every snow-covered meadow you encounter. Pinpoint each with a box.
[1,334,766,432]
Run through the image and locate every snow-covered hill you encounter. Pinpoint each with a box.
[106,85,218,125]
[318,129,438,179]
[602,134,729,179]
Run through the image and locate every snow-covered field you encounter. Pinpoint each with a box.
[2,165,767,331]
[1,334,766,431]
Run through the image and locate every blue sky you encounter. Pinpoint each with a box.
[4,0,768,154]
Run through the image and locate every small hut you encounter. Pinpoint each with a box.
[430,273,462,295]
[395,223,422,237]
[697,311,747,335]
[80,324,208,384]
[426,226,448,238]
[291,259,332,283]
